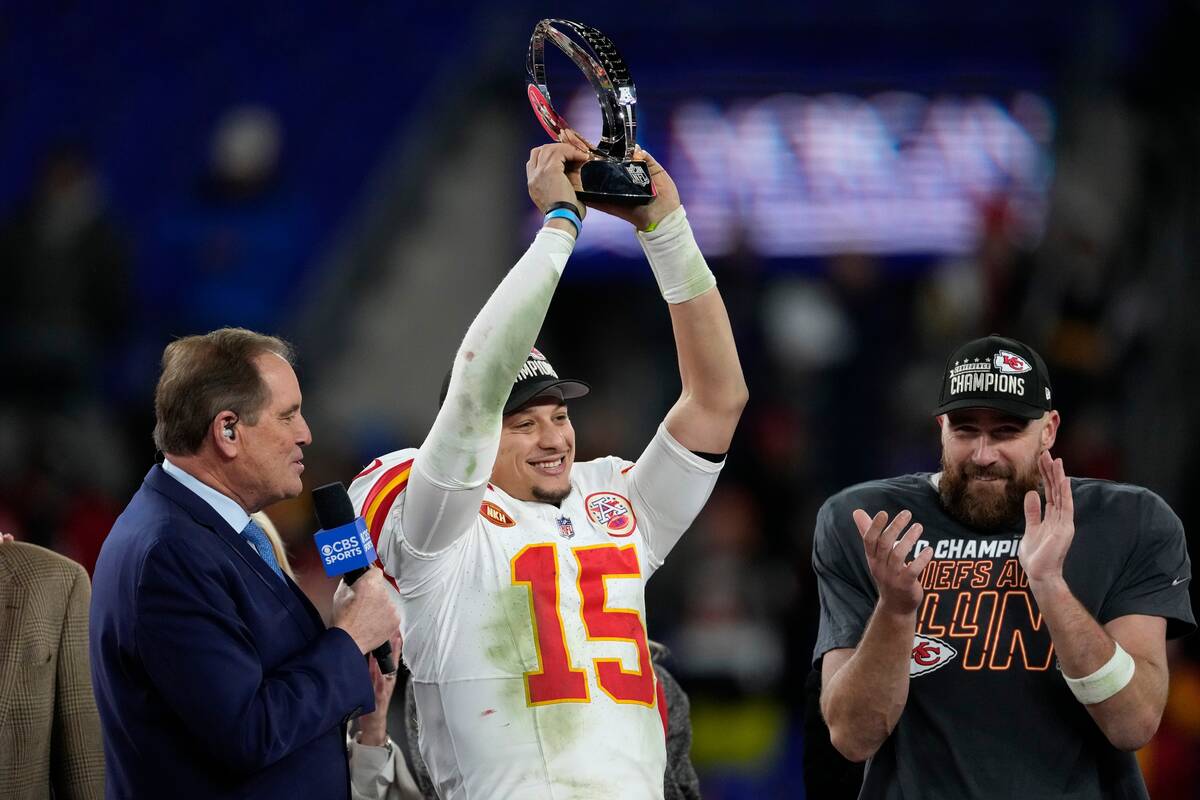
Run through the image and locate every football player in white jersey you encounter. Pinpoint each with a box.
[347,139,746,799]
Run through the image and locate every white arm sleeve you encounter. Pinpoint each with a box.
[402,227,575,554]
[627,423,725,565]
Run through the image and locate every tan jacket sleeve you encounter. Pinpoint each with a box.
[53,562,105,799]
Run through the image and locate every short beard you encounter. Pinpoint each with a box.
[938,451,1041,531]
[531,484,571,506]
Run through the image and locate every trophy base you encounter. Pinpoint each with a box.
[578,159,656,206]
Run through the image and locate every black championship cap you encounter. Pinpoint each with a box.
[439,347,590,415]
[933,334,1052,419]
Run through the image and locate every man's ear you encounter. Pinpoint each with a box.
[213,411,239,457]
[1041,410,1060,450]
[935,414,948,444]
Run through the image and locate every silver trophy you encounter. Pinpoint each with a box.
[526,19,656,206]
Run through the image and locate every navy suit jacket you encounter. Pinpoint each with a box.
[90,465,374,799]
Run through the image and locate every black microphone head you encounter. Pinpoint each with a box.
[312,482,356,529]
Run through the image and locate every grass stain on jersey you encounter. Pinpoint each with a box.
[533,702,585,759]
[476,588,540,737]
[554,775,610,800]
[481,584,588,760]
[481,585,536,677]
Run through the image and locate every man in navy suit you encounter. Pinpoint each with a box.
[90,328,400,799]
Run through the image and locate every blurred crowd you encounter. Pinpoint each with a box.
[3,4,1199,798]
[0,105,305,574]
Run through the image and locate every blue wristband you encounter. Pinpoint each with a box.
[544,208,581,236]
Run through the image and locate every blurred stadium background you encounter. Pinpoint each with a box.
[3,1,1198,796]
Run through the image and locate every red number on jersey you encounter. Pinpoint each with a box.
[511,543,654,707]
[575,544,656,706]
[512,544,589,705]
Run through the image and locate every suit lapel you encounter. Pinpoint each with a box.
[0,552,25,735]
[143,466,322,638]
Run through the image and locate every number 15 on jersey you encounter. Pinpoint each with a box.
[511,542,656,707]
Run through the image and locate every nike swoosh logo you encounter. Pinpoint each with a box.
[1172,577,1189,587]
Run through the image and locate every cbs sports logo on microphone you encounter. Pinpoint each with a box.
[315,518,378,576]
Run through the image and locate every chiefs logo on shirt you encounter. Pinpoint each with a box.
[909,634,958,677]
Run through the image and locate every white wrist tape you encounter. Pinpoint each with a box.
[1063,642,1136,705]
[636,206,716,304]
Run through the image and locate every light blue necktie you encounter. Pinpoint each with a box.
[240,519,285,579]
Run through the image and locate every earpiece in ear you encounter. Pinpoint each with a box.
[223,425,236,441]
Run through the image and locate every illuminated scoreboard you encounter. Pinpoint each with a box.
[540,85,1054,262]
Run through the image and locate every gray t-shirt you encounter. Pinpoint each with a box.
[813,473,1195,800]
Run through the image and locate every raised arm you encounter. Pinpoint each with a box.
[586,145,747,453]
[402,143,588,553]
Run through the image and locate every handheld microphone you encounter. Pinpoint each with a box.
[312,481,397,675]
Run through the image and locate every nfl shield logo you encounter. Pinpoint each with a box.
[556,516,575,539]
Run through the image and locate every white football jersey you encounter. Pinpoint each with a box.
[347,426,722,800]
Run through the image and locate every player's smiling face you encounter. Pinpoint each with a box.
[492,398,576,504]
[938,407,1058,529]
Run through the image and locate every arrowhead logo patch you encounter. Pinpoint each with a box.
[910,634,958,677]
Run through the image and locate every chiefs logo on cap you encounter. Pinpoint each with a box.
[909,634,958,677]
[993,350,1032,374]
[585,492,637,537]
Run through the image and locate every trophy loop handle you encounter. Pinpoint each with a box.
[526,19,637,162]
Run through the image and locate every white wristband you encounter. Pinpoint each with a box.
[1063,642,1135,705]
[636,205,716,304]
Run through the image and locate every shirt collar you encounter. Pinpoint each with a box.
[162,458,252,534]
